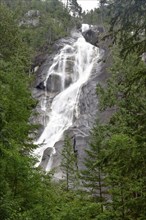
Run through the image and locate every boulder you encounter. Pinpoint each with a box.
[40,147,53,169]
[82,25,104,46]
[82,29,99,46]
[46,74,62,92]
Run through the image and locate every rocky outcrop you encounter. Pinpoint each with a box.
[19,10,40,27]
[51,50,106,177]
[82,29,98,46]
[32,28,111,178]
[82,25,104,46]
[40,147,53,168]
[31,36,76,135]
[50,45,112,178]
[46,74,62,92]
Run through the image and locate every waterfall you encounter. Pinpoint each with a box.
[33,25,101,171]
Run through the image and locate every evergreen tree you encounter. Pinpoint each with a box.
[0,5,59,219]
[81,123,107,211]
[61,135,78,190]
[103,133,146,219]
[96,47,146,219]
[100,0,146,57]
[68,0,82,17]
[1,0,73,54]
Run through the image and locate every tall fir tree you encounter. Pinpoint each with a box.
[80,123,107,212]
[68,0,82,16]
[96,46,146,219]
[61,135,78,190]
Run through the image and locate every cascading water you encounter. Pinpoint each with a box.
[33,25,101,171]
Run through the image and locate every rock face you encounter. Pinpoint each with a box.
[32,28,110,178]
[40,147,53,168]
[51,51,106,177]
[46,74,62,92]
[82,25,104,46]
[31,36,76,134]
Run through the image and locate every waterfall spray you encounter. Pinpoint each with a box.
[33,25,100,171]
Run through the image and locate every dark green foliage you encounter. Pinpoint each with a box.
[83,2,146,217]
[61,135,78,190]
[0,2,107,220]
[0,2,96,220]
[80,123,107,211]
[1,0,146,219]
[82,8,106,26]
[0,3,69,219]
[68,0,82,17]
[100,0,146,57]
[95,47,146,218]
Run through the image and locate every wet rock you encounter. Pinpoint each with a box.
[49,47,112,173]
[51,140,64,180]
[32,29,111,175]
[33,37,76,88]
[65,59,75,73]
[52,37,76,52]
[82,25,104,46]
[46,74,62,92]
[65,75,72,88]
[47,51,104,173]
[36,81,45,90]
[40,147,53,169]
[82,29,99,46]
[31,35,80,141]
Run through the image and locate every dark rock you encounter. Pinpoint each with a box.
[40,147,53,169]
[47,49,105,173]
[32,29,112,175]
[32,53,48,72]
[65,58,75,74]
[51,140,64,179]
[82,28,99,46]
[82,25,105,46]
[65,76,72,88]
[52,37,76,52]
[33,37,76,88]
[46,74,62,92]
[36,81,45,90]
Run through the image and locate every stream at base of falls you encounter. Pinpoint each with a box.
[33,24,101,171]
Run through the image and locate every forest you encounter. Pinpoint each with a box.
[0,0,146,219]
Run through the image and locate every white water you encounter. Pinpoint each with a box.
[33,25,100,171]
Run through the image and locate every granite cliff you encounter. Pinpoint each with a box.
[32,25,110,178]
